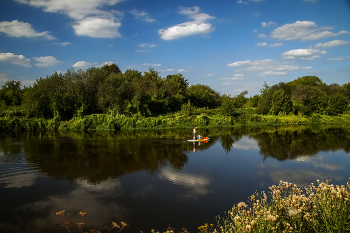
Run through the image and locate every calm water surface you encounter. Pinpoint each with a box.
[0,126,349,232]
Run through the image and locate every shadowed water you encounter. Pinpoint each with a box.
[0,125,349,232]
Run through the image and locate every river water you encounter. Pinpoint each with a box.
[0,126,349,233]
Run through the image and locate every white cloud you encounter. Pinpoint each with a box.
[328,56,350,61]
[143,63,161,67]
[258,33,267,38]
[0,74,9,86]
[227,60,251,67]
[159,168,211,199]
[0,52,31,67]
[73,17,121,38]
[206,73,214,77]
[177,69,188,72]
[15,0,123,38]
[130,10,155,22]
[227,59,312,76]
[262,71,287,76]
[159,6,215,40]
[54,42,71,46]
[272,21,349,41]
[314,40,349,48]
[14,0,123,20]
[0,20,55,40]
[269,43,283,47]
[232,136,260,150]
[305,0,318,3]
[255,42,267,47]
[34,56,62,67]
[283,48,326,60]
[261,21,276,27]
[166,69,174,72]
[96,61,114,67]
[72,61,91,68]
[140,43,156,48]
[221,74,245,81]
[135,50,148,53]
[237,0,246,4]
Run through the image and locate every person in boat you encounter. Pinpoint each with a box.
[198,135,202,140]
[193,127,197,139]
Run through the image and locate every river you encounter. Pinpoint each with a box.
[0,125,349,232]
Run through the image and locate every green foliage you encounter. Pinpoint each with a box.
[326,93,349,115]
[0,80,23,106]
[187,84,220,109]
[221,96,236,116]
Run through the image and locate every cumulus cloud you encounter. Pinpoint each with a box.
[272,21,349,41]
[177,68,188,72]
[96,61,114,67]
[258,33,267,38]
[0,52,31,67]
[227,59,312,76]
[262,71,287,76]
[14,0,122,20]
[34,56,62,67]
[72,61,91,68]
[159,6,215,40]
[130,10,155,22]
[269,43,283,47]
[73,17,121,38]
[159,168,211,199]
[0,20,55,40]
[255,42,267,47]
[314,40,349,48]
[283,48,326,60]
[261,21,276,27]
[15,0,123,38]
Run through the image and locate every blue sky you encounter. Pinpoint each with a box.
[0,0,349,96]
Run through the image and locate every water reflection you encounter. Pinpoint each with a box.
[0,125,349,232]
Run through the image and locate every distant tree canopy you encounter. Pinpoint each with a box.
[1,65,349,120]
[256,76,350,116]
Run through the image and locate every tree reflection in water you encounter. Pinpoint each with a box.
[0,125,349,185]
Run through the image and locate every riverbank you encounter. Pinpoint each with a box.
[1,110,350,131]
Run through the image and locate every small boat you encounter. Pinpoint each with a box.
[187,138,209,142]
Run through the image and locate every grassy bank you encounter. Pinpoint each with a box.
[1,108,350,131]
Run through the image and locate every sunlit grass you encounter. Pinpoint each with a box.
[199,178,350,233]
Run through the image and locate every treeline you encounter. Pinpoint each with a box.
[0,63,350,125]
[0,64,221,120]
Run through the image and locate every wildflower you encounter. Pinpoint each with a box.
[121,221,128,227]
[112,222,120,228]
[288,208,298,217]
[266,214,276,222]
[56,210,65,216]
[78,211,86,217]
[234,215,241,222]
[245,224,252,232]
[61,221,72,227]
[237,202,247,209]
[76,222,84,227]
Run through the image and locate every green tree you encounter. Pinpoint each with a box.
[0,80,23,106]
[187,84,220,108]
[326,93,349,115]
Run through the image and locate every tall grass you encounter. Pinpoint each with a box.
[1,110,350,131]
[199,179,350,233]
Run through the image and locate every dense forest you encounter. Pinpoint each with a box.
[0,63,350,130]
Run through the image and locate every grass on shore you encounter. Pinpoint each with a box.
[1,107,350,131]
